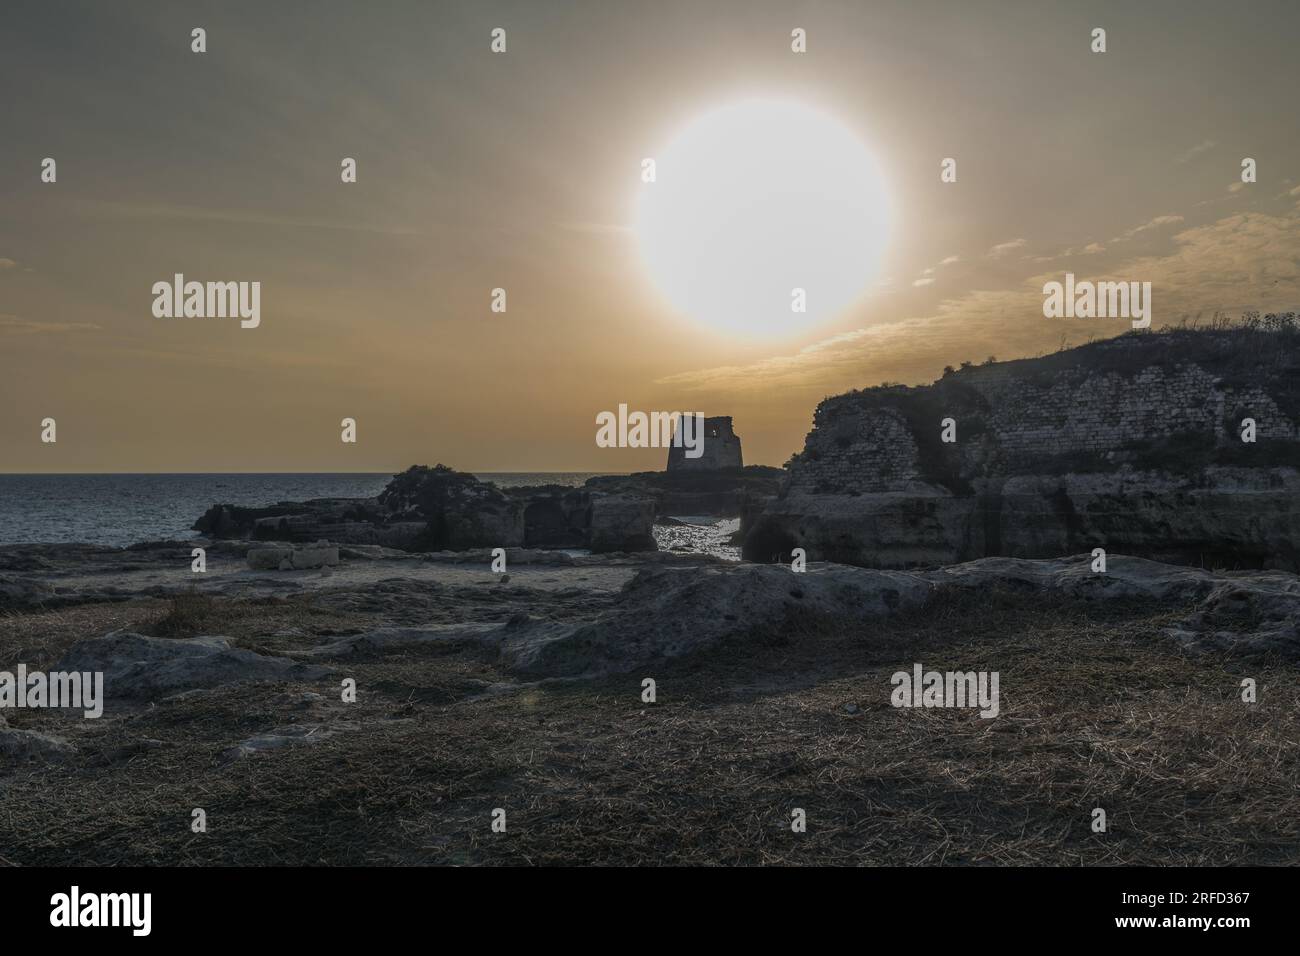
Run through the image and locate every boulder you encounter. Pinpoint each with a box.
[588,494,657,552]
[218,723,354,764]
[247,542,340,571]
[499,553,1300,677]
[0,575,57,610]
[0,728,76,764]
[500,562,933,677]
[743,490,981,567]
[57,632,331,701]
[195,465,660,553]
[378,465,525,549]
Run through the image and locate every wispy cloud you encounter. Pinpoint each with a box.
[0,314,101,336]
[1175,140,1216,164]
[1110,214,1184,243]
[986,238,1026,258]
[66,199,425,237]
[655,209,1300,397]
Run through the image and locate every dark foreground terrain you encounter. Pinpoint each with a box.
[1,543,1296,866]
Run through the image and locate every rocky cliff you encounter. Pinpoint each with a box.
[744,321,1300,570]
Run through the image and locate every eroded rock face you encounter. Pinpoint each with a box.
[745,328,1300,571]
[57,632,331,701]
[194,465,659,553]
[499,562,934,677]
[994,469,1300,570]
[378,465,526,549]
[584,466,783,518]
[588,494,657,553]
[498,554,1300,676]
[745,468,1300,571]
[928,554,1300,657]
[247,543,341,571]
[744,491,983,568]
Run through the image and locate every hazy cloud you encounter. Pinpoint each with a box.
[986,238,1027,258]
[0,314,101,336]
[1175,140,1216,164]
[67,199,425,237]
[657,209,1300,397]
[1111,215,1185,242]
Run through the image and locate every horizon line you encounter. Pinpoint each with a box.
[0,469,639,477]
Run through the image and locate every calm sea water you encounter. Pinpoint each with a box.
[0,473,611,547]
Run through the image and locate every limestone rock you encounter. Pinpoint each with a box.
[499,553,1300,677]
[0,728,76,764]
[218,723,353,764]
[745,328,1300,571]
[588,494,657,553]
[0,575,57,609]
[57,631,331,701]
[247,542,340,571]
[300,624,504,659]
[500,562,933,677]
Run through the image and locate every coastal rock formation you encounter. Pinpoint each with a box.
[584,465,783,517]
[745,324,1300,570]
[588,493,658,552]
[57,632,331,701]
[499,561,932,676]
[497,552,1299,676]
[247,542,341,570]
[378,465,525,549]
[195,464,659,553]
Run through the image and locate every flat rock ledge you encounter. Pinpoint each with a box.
[33,555,1300,698]
[57,632,332,702]
[499,554,1299,675]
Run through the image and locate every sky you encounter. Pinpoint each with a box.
[2,0,1298,473]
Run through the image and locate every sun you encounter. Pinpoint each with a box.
[633,98,891,338]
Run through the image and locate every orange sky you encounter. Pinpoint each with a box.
[2,0,1298,473]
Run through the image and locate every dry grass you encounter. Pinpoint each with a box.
[0,588,1296,866]
[145,590,218,637]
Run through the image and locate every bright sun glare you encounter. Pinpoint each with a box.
[634,98,890,338]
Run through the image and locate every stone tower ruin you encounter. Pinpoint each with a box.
[666,415,744,471]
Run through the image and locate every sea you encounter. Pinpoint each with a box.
[0,473,611,548]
